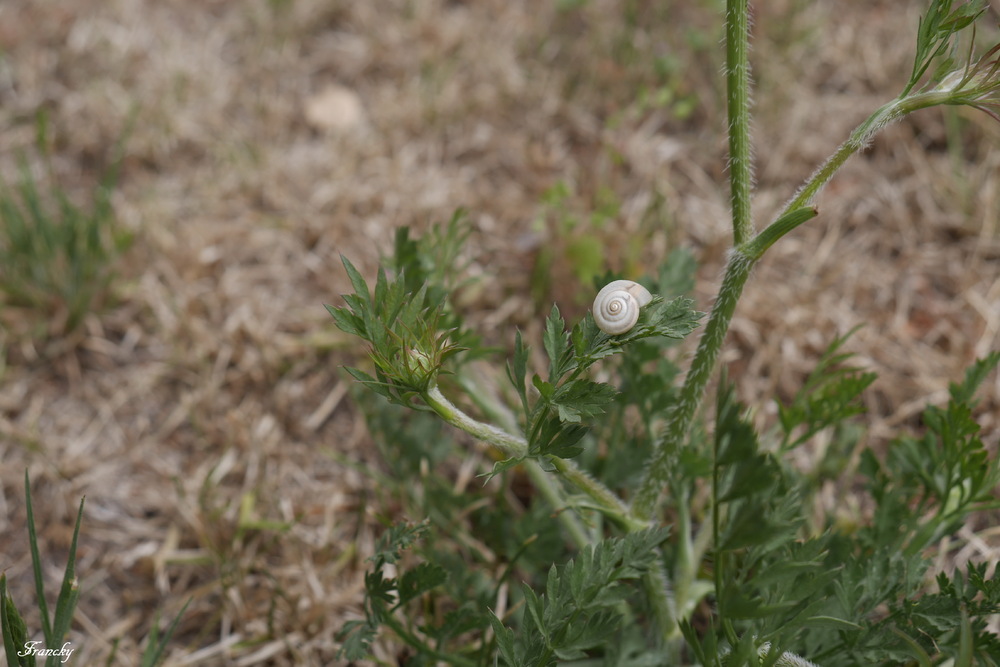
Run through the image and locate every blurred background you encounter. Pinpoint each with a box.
[0,0,998,664]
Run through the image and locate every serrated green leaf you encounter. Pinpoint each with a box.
[554,609,618,659]
[337,619,378,661]
[341,254,371,302]
[373,265,389,307]
[717,453,779,503]
[364,569,397,605]
[570,319,588,357]
[544,305,571,382]
[506,330,530,417]
[504,528,670,666]
[777,328,876,449]
[489,611,517,665]
[484,455,524,481]
[552,379,617,423]
[544,422,588,459]
[325,303,364,337]
[396,563,447,606]
[371,520,430,565]
[950,351,1000,404]
[522,585,547,640]
[719,500,799,553]
[532,375,554,400]
[343,366,394,400]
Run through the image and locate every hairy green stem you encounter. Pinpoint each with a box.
[424,385,528,457]
[528,463,592,548]
[779,90,955,218]
[631,85,969,521]
[454,374,593,548]
[632,249,755,520]
[644,558,679,644]
[548,458,649,533]
[672,489,694,620]
[423,384,637,531]
[631,0,757,522]
[425,382,674,639]
[726,0,754,246]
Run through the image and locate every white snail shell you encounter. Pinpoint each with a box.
[592,280,653,335]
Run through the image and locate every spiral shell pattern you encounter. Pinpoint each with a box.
[592,280,653,335]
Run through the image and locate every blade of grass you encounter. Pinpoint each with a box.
[24,472,53,646]
[140,598,190,667]
[49,496,85,661]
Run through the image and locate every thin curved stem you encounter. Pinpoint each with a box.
[424,384,528,457]
[778,90,954,220]
[454,373,593,548]
[423,384,636,531]
[549,457,649,533]
[381,610,477,667]
[426,381,675,639]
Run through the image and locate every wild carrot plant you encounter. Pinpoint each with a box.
[331,2,1000,664]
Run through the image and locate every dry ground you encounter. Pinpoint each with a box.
[0,0,998,665]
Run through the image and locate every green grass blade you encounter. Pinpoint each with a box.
[49,496,85,655]
[140,598,190,667]
[24,472,53,645]
[103,638,120,667]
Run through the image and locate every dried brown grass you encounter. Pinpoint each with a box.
[0,0,998,664]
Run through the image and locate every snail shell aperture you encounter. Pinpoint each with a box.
[592,280,653,335]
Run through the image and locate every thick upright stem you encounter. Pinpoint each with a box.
[632,250,755,520]
[630,0,757,520]
[630,0,756,520]
[726,0,753,246]
[630,82,962,522]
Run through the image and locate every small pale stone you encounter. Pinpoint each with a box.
[303,85,365,132]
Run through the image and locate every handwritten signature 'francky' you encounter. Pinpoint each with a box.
[18,641,75,664]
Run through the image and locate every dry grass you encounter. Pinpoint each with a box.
[0,0,998,664]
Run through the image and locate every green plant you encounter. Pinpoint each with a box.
[0,115,133,342]
[0,472,187,666]
[330,1,1000,664]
